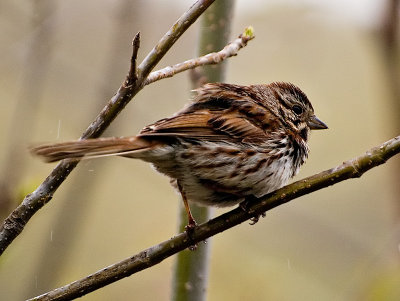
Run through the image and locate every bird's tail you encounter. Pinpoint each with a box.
[31,136,152,163]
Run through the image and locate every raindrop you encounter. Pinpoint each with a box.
[57,120,62,139]
[287,259,292,270]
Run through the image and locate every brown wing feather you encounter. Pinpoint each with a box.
[139,109,269,144]
[208,111,267,143]
[141,112,210,132]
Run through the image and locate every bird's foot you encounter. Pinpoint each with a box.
[185,219,198,251]
[239,198,266,225]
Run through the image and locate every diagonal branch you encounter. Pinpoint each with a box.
[0,0,217,257]
[144,26,254,85]
[29,136,400,301]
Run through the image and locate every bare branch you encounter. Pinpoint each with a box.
[29,136,400,301]
[0,0,217,257]
[144,26,255,85]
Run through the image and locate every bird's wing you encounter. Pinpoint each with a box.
[139,107,272,144]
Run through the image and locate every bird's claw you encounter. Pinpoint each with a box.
[185,220,198,251]
[249,212,266,225]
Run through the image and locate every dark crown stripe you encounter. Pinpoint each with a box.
[270,82,312,108]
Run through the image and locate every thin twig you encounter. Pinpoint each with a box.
[29,136,400,301]
[0,0,217,257]
[125,32,141,87]
[144,26,254,85]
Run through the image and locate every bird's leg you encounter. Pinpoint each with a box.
[177,181,198,251]
[177,181,197,230]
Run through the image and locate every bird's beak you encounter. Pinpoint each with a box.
[307,115,328,130]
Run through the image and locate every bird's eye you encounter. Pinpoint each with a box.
[292,105,303,115]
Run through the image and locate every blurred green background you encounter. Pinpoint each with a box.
[0,0,399,300]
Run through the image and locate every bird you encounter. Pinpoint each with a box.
[31,82,328,228]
